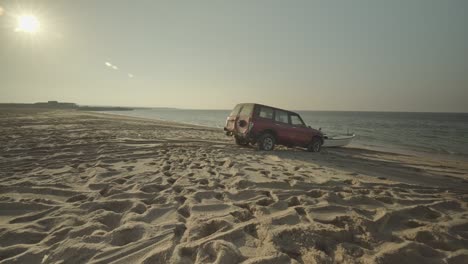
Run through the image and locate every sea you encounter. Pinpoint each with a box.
[105,108,468,159]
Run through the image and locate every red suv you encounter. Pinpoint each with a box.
[224,103,324,152]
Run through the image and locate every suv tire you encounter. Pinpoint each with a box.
[307,137,322,152]
[258,133,276,151]
[235,136,249,146]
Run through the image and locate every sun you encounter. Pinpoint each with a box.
[16,15,40,33]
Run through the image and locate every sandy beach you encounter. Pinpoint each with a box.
[0,109,467,264]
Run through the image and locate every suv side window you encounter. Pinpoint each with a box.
[290,114,305,126]
[274,110,289,123]
[258,106,274,119]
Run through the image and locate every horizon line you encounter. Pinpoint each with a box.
[1,101,467,114]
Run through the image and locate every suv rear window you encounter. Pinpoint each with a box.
[258,106,274,119]
[230,104,242,116]
[239,104,254,116]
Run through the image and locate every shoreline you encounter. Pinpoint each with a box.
[89,109,468,163]
[88,110,225,130]
[1,108,467,263]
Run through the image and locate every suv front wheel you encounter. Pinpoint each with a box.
[307,137,322,152]
[258,133,276,151]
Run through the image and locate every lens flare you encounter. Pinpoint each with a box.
[16,15,40,33]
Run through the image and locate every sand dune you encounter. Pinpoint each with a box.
[0,109,467,263]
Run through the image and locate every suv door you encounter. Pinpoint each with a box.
[289,113,312,147]
[273,109,293,145]
[253,105,274,137]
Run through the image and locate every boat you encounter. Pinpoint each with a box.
[323,134,355,147]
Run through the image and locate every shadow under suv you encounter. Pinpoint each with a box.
[224,103,324,152]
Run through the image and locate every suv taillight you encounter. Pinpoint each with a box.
[248,121,254,131]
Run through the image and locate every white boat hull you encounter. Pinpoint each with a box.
[323,134,355,147]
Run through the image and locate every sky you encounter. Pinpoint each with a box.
[0,0,467,112]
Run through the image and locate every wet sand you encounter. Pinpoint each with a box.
[0,109,467,263]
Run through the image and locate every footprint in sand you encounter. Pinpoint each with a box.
[177,205,191,219]
[109,224,145,246]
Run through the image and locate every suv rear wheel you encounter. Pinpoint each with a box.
[235,136,249,146]
[258,133,275,151]
[307,137,322,152]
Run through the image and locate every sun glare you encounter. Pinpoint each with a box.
[16,15,40,33]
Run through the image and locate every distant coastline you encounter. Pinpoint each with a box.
[0,101,134,111]
[76,106,134,111]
